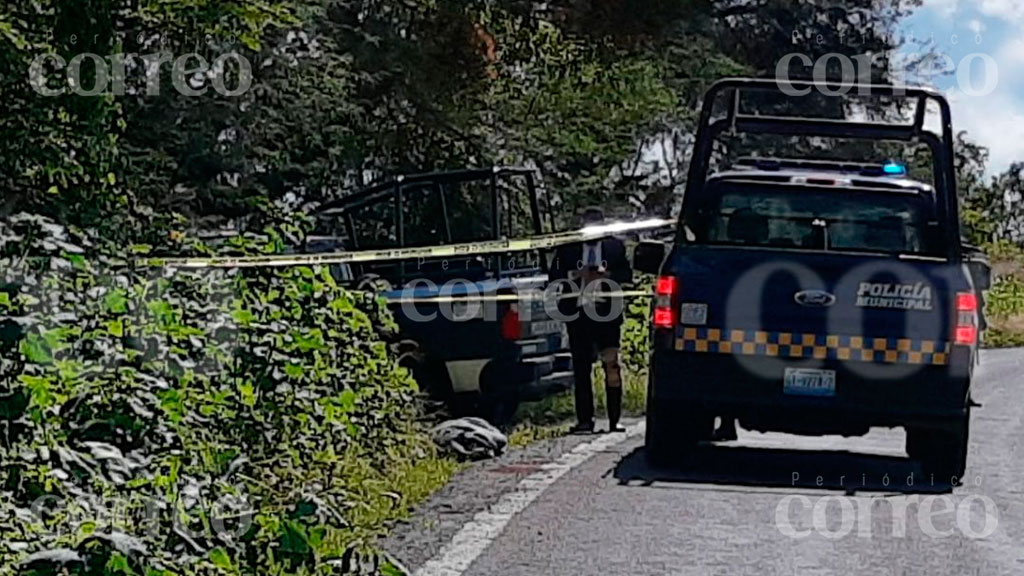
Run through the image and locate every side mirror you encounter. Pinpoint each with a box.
[964,247,992,291]
[633,241,667,275]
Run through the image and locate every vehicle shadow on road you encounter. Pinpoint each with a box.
[612,444,955,494]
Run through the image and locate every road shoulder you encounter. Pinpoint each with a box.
[383,418,642,573]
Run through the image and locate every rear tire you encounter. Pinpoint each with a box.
[906,407,971,483]
[645,399,712,467]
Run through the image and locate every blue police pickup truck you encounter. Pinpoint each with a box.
[634,79,991,480]
[310,168,573,424]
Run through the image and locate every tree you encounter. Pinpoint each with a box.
[987,163,1024,243]
[0,0,952,239]
[0,0,297,242]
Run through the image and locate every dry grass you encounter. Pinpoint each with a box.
[992,257,1024,282]
[992,314,1024,334]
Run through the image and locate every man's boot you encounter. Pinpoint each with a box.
[606,386,624,432]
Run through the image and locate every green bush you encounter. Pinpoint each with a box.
[980,242,1024,349]
[984,276,1024,349]
[620,277,652,413]
[986,276,1024,319]
[0,214,455,575]
[983,327,1024,349]
[982,240,1024,264]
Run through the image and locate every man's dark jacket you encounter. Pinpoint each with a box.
[548,236,632,322]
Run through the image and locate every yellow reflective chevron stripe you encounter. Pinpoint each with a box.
[675,328,950,366]
[143,218,672,269]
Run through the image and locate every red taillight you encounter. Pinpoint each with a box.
[501,307,521,340]
[955,326,978,346]
[653,276,677,329]
[656,276,677,296]
[653,308,675,328]
[956,293,978,312]
[955,291,978,345]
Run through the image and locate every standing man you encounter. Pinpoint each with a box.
[550,207,633,433]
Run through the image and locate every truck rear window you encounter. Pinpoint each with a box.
[693,184,945,257]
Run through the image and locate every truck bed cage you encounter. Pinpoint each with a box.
[317,166,551,251]
[685,78,961,260]
[319,167,540,216]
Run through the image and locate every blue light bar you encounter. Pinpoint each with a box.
[882,162,907,176]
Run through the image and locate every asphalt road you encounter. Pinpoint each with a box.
[391,349,1024,576]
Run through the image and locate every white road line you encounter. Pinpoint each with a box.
[413,422,645,576]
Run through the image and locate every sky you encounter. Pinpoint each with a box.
[899,0,1024,177]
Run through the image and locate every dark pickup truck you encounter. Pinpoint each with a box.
[311,168,574,423]
[635,79,991,481]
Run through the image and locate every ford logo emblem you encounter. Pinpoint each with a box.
[794,290,836,308]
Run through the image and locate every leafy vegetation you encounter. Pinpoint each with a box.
[4,0,1024,573]
[4,0,942,235]
[982,243,1024,349]
[0,215,456,575]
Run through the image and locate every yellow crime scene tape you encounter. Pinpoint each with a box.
[144,218,674,270]
[382,291,653,304]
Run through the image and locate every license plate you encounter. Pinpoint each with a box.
[783,368,836,397]
[528,320,562,337]
[679,303,708,325]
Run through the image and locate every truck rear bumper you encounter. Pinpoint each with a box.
[501,351,574,401]
[450,350,573,400]
[649,350,971,431]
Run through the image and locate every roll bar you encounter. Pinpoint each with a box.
[683,78,961,260]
